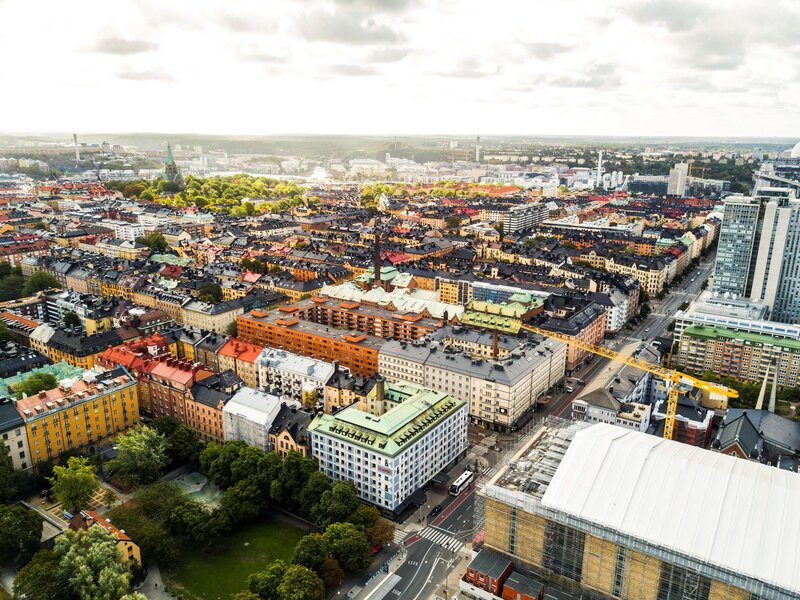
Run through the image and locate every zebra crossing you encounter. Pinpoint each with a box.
[392,529,410,545]
[419,526,463,553]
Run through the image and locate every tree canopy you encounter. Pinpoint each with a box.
[0,504,43,566]
[49,456,99,513]
[13,372,58,399]
[22,271,61,296]
[109,426,169,486]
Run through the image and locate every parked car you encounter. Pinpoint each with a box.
[429,504,443,517]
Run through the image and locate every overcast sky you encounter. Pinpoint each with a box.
[1,0,798,137]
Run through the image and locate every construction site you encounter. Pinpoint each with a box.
[469,417,800,600]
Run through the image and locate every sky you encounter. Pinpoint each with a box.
[1,0,799,137]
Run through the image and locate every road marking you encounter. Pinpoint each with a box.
[419,526,464,554]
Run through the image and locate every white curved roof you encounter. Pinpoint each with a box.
[542,423,800,595]
[791,141,800,158]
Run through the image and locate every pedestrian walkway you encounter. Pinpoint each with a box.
[392,528,410,544]
[419,526,463,553]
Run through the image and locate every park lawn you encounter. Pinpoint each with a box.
[166,517,305,600]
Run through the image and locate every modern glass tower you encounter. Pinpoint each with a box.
[713,188,800,323]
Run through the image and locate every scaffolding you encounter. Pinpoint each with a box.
[473,418,795,600]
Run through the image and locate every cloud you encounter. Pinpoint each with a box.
[92,37,158,55]
[629,0,707,32]
[116,69,175,83]
[235,44,289,64]
[548,63,620,88]
[329,64,379,76]
[519,41,574,60]
[333,0,417,12]
[369,47,410,63]
[433,56,503,79]
[217,11,277,33]
[299,8,405,44]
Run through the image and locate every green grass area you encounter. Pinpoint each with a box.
[166,517,305,600]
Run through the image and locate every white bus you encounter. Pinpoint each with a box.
[449,471,474,496]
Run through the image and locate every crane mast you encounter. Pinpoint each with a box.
[519,324,738,440]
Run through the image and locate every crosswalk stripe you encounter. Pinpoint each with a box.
[419,526,463,553]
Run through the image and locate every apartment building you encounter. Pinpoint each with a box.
[237,309,384,377]
[256,347,336,404]
[379,336,566,432]
[15,367,138,467]
[222,387,285,452]
[217,337,262,388]
[675,325,800,388]
[309,381,468,515]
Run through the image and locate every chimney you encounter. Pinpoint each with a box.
[375,374,385,404]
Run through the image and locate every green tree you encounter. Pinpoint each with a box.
[349,505,395,546]
[63,310,81,328]
[22,271,61,296]
[192,508,230,552]
[322,522,372,572]
[249,559,287,599]
[168,501,208,538]
[233,592,260,600]
[49,456,99,513]
[168,423,202,465]
[312,481,360,528]
[13,372,58,399]
[495,220,505,243]
[139,189,155,202]
[220,478,266,526]
[135,232,168,251]
[56,526,131,600]
[298,471,331,517]
[226,320,238,337]
[270,452,318,508]
[0,504,43,566]
[292,533,329,572]
[13,549,62,600]
[277,565,325,600]
[445,215,461,229]
[109,426,169,486]
[199,282,223,303]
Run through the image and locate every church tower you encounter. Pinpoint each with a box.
[163,143,184,188]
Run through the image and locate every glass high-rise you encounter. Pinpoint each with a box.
[713,188,800,323]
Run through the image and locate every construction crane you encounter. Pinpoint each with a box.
[519,324,738,440]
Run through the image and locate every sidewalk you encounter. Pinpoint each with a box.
[138,564,173,600]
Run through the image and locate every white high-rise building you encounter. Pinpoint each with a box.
[308,381,468,514]
[713,188,800,323]
[667,163,689,196]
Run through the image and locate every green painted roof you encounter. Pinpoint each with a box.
[308,382,465,457]
[0,361,85,398]
[460,311,521,334]
[684,326,800,351]
[165,143,175,165]
[150,254,193,266]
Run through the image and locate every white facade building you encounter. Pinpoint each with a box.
[308,381,468,514]
[379,336,566,432]
[222,387,285,451]
[256,348,336,404]
[103,219,145,242]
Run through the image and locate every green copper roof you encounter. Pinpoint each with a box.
[165,143,175,165]
[0,362,85,399]
[683,326,800,352]
[149,254,193,266]
[308,382,465,457]
[460,311,521,334]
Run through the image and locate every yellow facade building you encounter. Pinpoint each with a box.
[15,367,139,467]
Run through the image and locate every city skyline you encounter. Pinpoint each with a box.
[1,0,799,137]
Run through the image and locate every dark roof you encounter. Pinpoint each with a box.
[0,398,23,431]
[504,572,544,597]
[269,404,312,444]
[724,409,800,456]
[715,411,762,459]
[466,549,511,580]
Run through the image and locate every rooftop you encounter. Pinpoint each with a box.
[486,421,800,597]
[308,381,465,457]
[684,325,800,351]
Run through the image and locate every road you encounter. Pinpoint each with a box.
[385,487,476,600]
[540,255,716,419]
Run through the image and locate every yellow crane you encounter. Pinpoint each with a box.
[519,324,738,440]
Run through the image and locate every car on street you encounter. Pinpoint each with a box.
[429,504,442,517]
